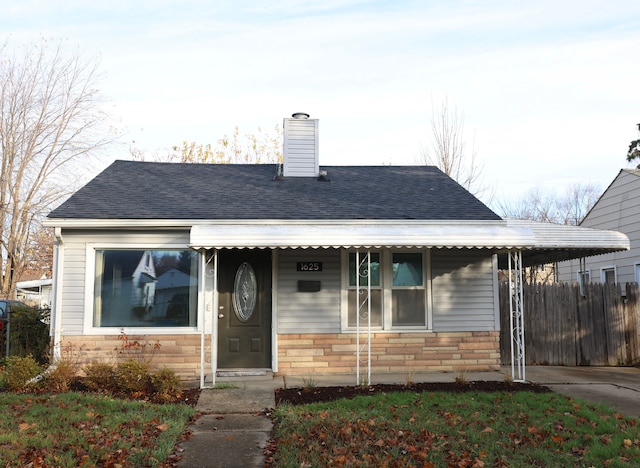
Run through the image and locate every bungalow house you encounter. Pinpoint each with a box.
[44,113,630,385]
[557,169,640,287]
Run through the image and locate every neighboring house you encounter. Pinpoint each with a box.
[44,114,629,385]
[94,250,157,326]
[557,169,640,288]
[16,278,53,308]
[154,267,195,325]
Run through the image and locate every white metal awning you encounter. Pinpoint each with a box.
[503,220,630,266]
[189,221,534,250]
[189,219,629,265]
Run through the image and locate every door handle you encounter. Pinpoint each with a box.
[218,314,224,319]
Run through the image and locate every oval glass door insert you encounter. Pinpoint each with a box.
[232,262,257,322]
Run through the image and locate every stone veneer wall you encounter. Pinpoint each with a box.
[277,332,500,376]
[60,331,500,382]
[59,334,205,384]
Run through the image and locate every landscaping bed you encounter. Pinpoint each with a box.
[275,380,551,405]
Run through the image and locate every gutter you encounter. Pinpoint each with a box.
[51,228,64,361]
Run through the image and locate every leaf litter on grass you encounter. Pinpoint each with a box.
[0,392,194,467]
[271,388,640,467]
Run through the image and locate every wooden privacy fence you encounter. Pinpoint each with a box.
[499,282,640,366]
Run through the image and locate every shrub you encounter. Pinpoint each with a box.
[42,342,83,392]
[116,331,160,365]
[43,360,78,392]
[2,355,42,391]
[84,361,117,391]
[151,367,182,402]
[116,360,151,393]
[1,306,50,363]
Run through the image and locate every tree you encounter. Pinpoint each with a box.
[130,125,283,164]
[419,97,486,198]
[0,38,111,297]
[626,123,640,164]
[22,226,54,280]
[497,182,602,283]
[498,182,601,226]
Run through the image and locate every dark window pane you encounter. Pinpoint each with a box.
[392,290,425,326]
[348,290,382,327]
[349,252,380,287]
[392,253,423,286]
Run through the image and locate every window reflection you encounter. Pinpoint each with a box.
[94,249,198,327]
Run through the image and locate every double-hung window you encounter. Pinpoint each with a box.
[345,250,428,330]
[92,248,198,328]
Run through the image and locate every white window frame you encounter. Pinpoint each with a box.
[577,269,590,296]
[341,248,432,332]
[600,265,617,284]
[84,243,202,335]
[634,263,640,284]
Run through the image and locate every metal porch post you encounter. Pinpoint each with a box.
[508,250,526,382]
[355,250,372,386]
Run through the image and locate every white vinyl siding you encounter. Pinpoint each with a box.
[557,170,640,284]
[56,229,192,335]
[283,117,319,177]
[431,249,498,331]
[276,249,341,333]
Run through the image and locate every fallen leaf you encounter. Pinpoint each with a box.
[623,439,633,448]
[156,423,170,431]
[18,422,35,432]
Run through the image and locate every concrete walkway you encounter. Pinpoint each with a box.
[175,366,640,467]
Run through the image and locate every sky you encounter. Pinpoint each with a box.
[3,0,640,212]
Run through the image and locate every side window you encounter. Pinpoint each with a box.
[601,267,616,284]
[577,270,590,296]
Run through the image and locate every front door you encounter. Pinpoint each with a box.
[217,249,272,369]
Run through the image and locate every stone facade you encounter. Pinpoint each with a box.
[59,334,206,383]
[277,332,500,376]
[60,331,500,383]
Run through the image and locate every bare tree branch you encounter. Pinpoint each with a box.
[498,182,601,226]
[419,97,487,199]
[0,38,113,296]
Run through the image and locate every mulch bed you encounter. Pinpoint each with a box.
[274,380,551,406]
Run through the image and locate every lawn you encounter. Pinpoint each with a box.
[271,390,640,467]
[0,392,194,467]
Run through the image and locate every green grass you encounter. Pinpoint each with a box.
[272,390,640,467]
[0,392,194,467]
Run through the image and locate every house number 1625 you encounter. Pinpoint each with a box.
[297,262,323,272]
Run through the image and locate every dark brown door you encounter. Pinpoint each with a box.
[217,249,272,369]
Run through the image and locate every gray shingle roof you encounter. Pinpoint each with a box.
[47,160,501,221]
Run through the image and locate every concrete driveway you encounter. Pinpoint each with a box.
[523,366,640,418]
